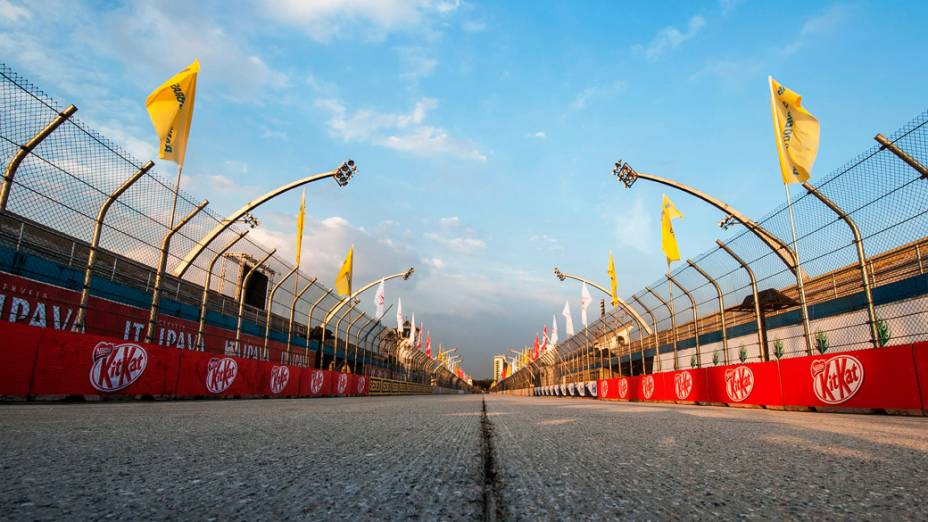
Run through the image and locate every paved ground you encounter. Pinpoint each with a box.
[1,396,927,520]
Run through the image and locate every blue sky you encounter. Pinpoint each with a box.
[2,0,927,378]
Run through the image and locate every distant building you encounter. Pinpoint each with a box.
[492,354,507,382]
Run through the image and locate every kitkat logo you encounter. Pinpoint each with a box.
[89,342,147,392]
[618,378,629,399]
[674,371,693,400]
[310,370,325,394]
[269,366,289,394]
[725,366,755,402]
[356,376,367,394]
[205,357,238,394]
[642,375,655,399]
[336,373,349,395]
[811,355,864,405]
[600,379,609,398]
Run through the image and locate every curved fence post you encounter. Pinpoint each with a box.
[632,296,659,374]
[687,258,728,365]
[263,266,298,358]
[645,285,678,370]
[233,249,276,355]
[717,240,766,361]
[195,230,249,350]
[666,272,700,367]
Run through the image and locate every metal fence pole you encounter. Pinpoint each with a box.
[144,199,208,343]
[666,272,701,367]
[645,285,678,370]
[233,249,276,355]
[307,288,335,369]
[195,230,248,350]
[874,133,928,178]
[803,182,880,348]
[333,301,357,371]
[687,258,728,365]
[74,161,153,332]
[632,296,660,374]
[285,278,316,364]
[717,240,766,361]
[346,311,364,372]
[0,105,77,211]
[263,266,298,357]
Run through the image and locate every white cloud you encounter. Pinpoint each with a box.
[425,232,486,253]
[529,234,562,252]
[801,4,847,36]
[0,0,29,23]
[719,0,743,15]
[439,216,460,226]
[422,257,445,269]
[462,20,487,32]
[315,97,486,161]
[689,58,763,84]
[633,15,706,60]
[397,46,439,82]
[570,81,627,110]
[614,196,654,254]
[528,131,546,139]
[264,0,459,42]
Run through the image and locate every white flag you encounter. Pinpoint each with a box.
[396,297,403,331]
[562,300,575,336]
[580,282,592,328]
[550,314,559,346]
[409,312,416,344]
[374,278,385,319]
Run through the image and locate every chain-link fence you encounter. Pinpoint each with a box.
[498,108,928,391]
[0,64,458,384]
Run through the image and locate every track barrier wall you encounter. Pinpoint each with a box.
[0,319,435,400]
[503,343,928,414]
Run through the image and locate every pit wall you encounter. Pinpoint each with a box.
[0,320,437,400]
[501,343,928,415]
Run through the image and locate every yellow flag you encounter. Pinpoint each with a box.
[145,60,199,166]
[295,190,306,267]
[335,245,353,296]
[607,251,618,307]
[769,76,820,184]
[661,194,683,263]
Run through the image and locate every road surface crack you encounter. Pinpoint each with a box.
[480,397,504,521]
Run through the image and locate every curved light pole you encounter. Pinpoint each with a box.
[320,268,415,348]
[665,272,700,367]
[687,258,729,364]
[233,248,276,355]
[172,160,357,278]
[553,267,652,335]
[613,160,813,355]
[196,229,250,350]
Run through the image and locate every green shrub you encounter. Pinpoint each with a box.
[876,319,890,347]
[774,339,784,360]
[815,331,829,354]
[738,346,747,363]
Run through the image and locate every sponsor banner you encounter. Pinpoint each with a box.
[598,378,619,400]
[779,346,922,411]
[303,369,332,397]
[913,343,928,411]
[32,327,181,397]
[586,380,597,397]
[334,372,350,396]
[355,374,370,396]
[0,321,40,396]
[667,369,708,403]
[175,350,261,397]
[261,363,302,397]
[0,271,311,367]
[706,361,782,406]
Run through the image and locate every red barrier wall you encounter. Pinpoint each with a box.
[705,361,783,407]
[913,342,928,411]
[0,322,40,396]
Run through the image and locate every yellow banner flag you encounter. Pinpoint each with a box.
[660,194,684,264]
[335,245,353,296]
[295,190,306,267]
[607,251,619,307]
[145,60,199,166]
[769,76,820,184]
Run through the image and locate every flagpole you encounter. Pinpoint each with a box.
[783,182,814,355]
[167,163,183,229]
[666,260,674,370]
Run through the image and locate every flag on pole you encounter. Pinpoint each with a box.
[396,298,403,331]
[607,251,619,307]
[295,190,306,267]
[550,314,559,346]
[533,335,540,361]
[580,282,592,328]
[540,326,548,353]
[145,60,199,166]
[769,76,820,185]
[425,331,431,358]
[562,301,575,336]
[409,312,416,345]
[416,322,423,350]
[373,278,385,319]
[660,194,684,264]
[335,245,353,296]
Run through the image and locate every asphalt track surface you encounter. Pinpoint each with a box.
[1,395,927,520]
